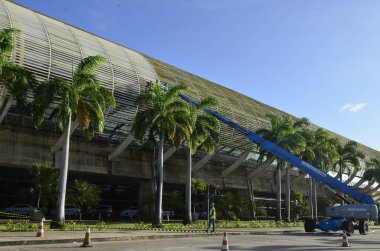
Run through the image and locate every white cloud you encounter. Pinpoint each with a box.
[339,103,368,112]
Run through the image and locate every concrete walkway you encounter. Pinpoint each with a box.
[0,227,305,246]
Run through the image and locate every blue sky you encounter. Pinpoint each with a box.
[14,0,380,151]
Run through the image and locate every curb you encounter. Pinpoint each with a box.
[0,229,304,246]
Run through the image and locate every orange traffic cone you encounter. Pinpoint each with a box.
[81,226,92,248]
[341,230,351,247]
[221,232,229,251]
[36,217,45,237]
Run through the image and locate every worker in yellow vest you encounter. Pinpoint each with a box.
[208,202,216,233]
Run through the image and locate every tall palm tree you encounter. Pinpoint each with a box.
[0,28,36,123]
[256,114,307,221]
[284,117,309,222]
[298,128,316,218]
[182,96,220,225]
[333,140,364,203]
[131,81,192,226]
[306,129,338,219]
[32,55,115,223]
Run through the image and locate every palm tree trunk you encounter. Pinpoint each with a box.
[37,187,41,209]
[313,178,318,220]
[55,115,72,222]
[285,166,291,222]
[309,177,314,219]
[0,86,7,109]
[153,136,164,226]
[183,147,192,225]
[0,95,13,124]
[276,164,282,221]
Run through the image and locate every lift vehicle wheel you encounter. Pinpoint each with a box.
[342,220,354,235]
[304,218,316,232]
[359,220,368,235]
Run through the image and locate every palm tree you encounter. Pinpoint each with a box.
[182,97,220,225]
[0,28,37,123]
[361,158,380,190]
[191,178,207,214]
[32,55,115,224]
[131,81,192,226]
[298,128,316,218]
[284,117,309,222]
[66,179,101,221]
[256,114,308,221]
[333,141,364,184]
[305,129,338,219]
[366,160,380,194]
[333,140,364,203]
[29,162,59,210]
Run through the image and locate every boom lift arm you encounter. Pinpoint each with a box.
[179,94,375,205]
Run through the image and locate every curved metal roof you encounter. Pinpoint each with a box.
[0,0,379,176]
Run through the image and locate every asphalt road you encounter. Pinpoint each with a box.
[2,230,380,251]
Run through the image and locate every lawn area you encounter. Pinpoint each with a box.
[0,219,304,232]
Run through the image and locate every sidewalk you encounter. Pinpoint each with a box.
[0,227,305,246]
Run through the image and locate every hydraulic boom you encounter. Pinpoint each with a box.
[180,93,377,234]
[180,94,374,205]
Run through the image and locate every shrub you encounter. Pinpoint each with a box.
[5,220,38,232]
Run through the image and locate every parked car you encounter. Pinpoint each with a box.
[120,206,139,219]
[162,208,174,219]
[65,204,81,219]
[88,205,113,220]
[5,204,38,216]
[195,208,208,220]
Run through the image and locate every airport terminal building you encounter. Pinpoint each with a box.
[1,1,380,212]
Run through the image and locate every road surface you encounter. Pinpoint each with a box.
[2,230,380,250]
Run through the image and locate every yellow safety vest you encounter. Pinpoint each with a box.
[210,207,216,220]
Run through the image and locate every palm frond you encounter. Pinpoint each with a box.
[0,28,20,60]
[74,55,105,75]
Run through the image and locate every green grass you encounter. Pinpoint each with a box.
[0,219,304,232]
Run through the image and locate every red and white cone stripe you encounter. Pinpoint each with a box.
[36,218,45,238]
[221,232,229,251]
[341,230,350,247]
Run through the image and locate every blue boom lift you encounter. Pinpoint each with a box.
[179,94,378,235]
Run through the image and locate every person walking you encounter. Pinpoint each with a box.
[208,202,216,232]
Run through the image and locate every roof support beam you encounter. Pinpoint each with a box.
[353,177,366,189]
[247,156,275,179]
[51,121,79,153]
[221,151,250,178]
[192,154,213,172]
[0,96,12,124]
[363,180,376,191]
[108,134,134,161]
[368,183,380,194]
[162,147,176,163]
[344,168,359,185]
